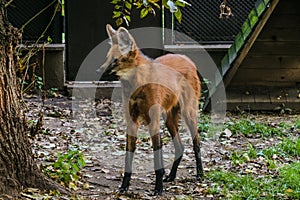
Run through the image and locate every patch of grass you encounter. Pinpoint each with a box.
[278,137,300,157]
[278,162,300,198]
[230,144,258,165]
[294,119,300,129]
[207,170,261,199]
[231,138,300,166]
[225,119,284,137]
[208,162,300,199]
[259,138,300,159]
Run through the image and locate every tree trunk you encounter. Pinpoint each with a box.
[0,0,66,196]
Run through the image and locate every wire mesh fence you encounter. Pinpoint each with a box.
[7,0,63,43]
[166,0,257,44]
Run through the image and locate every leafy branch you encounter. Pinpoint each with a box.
[111,0,191,26]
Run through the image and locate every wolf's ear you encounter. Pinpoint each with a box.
[117,27,137,56]
[106,24,117,44]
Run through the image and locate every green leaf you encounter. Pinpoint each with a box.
[125,1,132,9]
[135,2,143,8]
[125,15,131,22]
[72,163,80,174]
[111,0,120,4]
[149,0,160,8]
[174,8,182,23]
[78,157,86,167]
[175,1,185,7]
[113,11,121,18]
[114,5,121,9]
[63,174,71,183]
[62,162,71,170]
[116,17,123,26]
[140,8,149,18]
[47,36,53,43]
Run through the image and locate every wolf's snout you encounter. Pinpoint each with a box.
[97,58,117,74]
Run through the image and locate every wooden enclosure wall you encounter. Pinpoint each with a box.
[229,0,300,87]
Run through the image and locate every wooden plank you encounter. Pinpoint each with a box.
[265,14,300,29]
[226,86,300,111]
[269,90,288,104]
[242,93,255,103]
[226,89,242,103]
[241,55,300,69]
[257,27,300,42]
[230,68,300,84]
[248,41,300,56]
[285,88,300,103]
[273,0,300,15]
[229,80,298,87]
[223,0,280,86]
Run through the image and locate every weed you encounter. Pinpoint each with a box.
[44,150,86,189]
[103,130,112,136]
[274,103,293,114]
[47,87,59,97]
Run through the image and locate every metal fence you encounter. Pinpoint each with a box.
[7,0,63,43]
[166,0,257,44]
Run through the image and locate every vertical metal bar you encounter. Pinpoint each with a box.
[162,5,165,45]
[171,13,174,45]
[62,0,65,43]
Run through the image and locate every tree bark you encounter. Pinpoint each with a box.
[0,0,66,196]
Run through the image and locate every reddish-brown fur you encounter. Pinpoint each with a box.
[100,25,203,195]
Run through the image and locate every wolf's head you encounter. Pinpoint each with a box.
[98,24,139,75]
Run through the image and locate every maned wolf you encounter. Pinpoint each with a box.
[99,24,203,195]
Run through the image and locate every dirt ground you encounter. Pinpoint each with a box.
[23,96,300,199]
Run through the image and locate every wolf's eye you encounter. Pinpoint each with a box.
[121,58,129,62]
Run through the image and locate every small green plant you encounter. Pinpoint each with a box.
[22,74,44,94]
[230,144,258,165]
[47,87,59,97]
[103,129,112,136]
[274,103,293,114]
[44,150,86,189]
[139,131,150,143]
[34,75,44,91]
[225,119,283,137]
